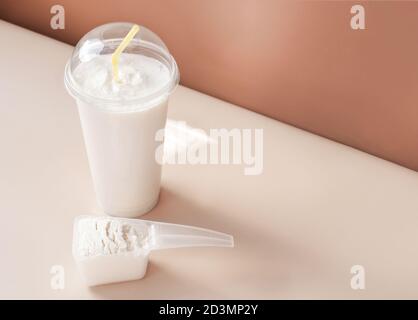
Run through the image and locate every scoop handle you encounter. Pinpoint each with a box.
[146,221,234,251]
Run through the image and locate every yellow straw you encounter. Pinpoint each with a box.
[111,24,140,82]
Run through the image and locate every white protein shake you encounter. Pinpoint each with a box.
[65,23,179,217]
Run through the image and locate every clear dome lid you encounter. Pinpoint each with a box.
[64,22,179,109]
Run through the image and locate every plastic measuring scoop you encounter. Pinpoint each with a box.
[72,215,234,286]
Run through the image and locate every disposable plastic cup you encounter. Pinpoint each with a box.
[64,23,179,217]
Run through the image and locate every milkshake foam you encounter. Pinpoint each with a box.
[73,53,171,102]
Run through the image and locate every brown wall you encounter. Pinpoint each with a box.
[1,0,418,171]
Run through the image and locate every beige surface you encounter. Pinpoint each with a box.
[1,20,418,299]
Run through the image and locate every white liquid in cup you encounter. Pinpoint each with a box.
[73,54,171,216]
[65,23,179,217]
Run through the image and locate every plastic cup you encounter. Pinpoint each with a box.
[64,23,179,217]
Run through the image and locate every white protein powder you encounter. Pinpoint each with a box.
[76,217,147,257]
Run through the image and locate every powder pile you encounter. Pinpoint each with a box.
[76,218,147,257]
